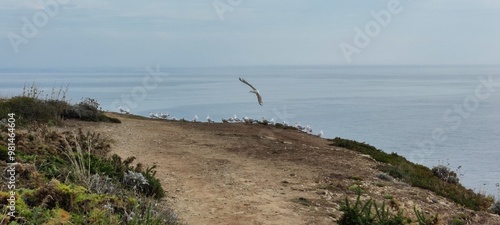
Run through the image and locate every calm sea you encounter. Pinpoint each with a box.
[1,65,499,196]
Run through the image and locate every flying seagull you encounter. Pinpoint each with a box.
[239,77,263,106]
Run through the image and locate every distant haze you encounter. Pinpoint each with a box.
[1,0,499,69]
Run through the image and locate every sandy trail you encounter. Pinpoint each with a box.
[67,113,500,225]
[84,114,338,224]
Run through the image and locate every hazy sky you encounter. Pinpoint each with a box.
[1,0,499,68]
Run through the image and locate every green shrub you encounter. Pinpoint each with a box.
[62,97,120,123]
[330,137,493,211]
[339,191,410,225]
[414,207,438,225]
[16,179,176,225]
[84,154,136,181]
[431,165,459,184]
[37,154,71,180]
[0,106,172,224]
[449,218,465,225]
[2,96,66,125]
[0,145,8,161]
[62,97,99,121]
[126,198,180,225]
[491,200,500,215]
[0,99,10,120]
[0,86,120,126]
[140,164,165,199]
[81,154,165,199]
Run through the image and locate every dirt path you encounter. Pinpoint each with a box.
[66,113,500,225]
[81,114,338,224]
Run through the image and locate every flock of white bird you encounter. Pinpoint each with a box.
[117,110,324,138]
[116,77,324,138]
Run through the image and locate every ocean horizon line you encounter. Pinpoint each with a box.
[2,64,500,73]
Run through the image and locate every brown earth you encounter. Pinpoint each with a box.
[62,113,500,225]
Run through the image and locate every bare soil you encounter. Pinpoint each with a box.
[63,113,500,225]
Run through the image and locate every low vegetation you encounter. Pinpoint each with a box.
[0,124,177,224]
[491,200,500,215]
[431,165,459,184]
[0,85,177,224]
[330,137,494,211]
[338,191,437,225]
[0,82,120,126]
[1,84,497,223]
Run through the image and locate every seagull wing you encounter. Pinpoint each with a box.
[256,92,263,106]
[239,77,257,91]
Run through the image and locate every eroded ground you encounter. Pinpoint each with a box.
[62,113,500,225]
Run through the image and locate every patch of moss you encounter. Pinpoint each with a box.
[24,179,87,211]
[348,184,363,193]
[56,180,87,194]
[383,194,393,200]
[44,208,72,225]
[76,193,122,213]
[88,208,120,224]
[349,176,363,181]
[0,190,34,223]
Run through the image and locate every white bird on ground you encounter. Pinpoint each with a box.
[150,112,161,119]
[269,118,275,125]
[305,125,313,134]
[193,115,198,122]
[207,115,214,123]
[239,77,263,106]
[316,130,324,138]
[119,106,130,114]
[159,112,169,119]
[295,122,304,130]
[232,114,241,122]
